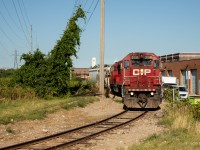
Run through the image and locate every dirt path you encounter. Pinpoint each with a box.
[0,96,165,149]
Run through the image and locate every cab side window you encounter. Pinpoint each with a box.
[114,66,117,71]
[124,60,129,69]
[117,64,121,74]
[154,60,159,69]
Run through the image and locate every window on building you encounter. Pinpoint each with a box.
[181,70,187,87]
[168,70,173,76]
[161,70,165,76]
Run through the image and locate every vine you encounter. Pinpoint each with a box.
[13,6,86,97]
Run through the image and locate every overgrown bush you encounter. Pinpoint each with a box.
[0,85,36,100]
[190,103,200,120]
[69,78,98,96]
[12,6,86,98]
[0,69,15,78]
[163,88,200,121]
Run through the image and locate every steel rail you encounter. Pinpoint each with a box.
[48,111,148,150]
[0,110,148,150]
[0,110,128,150]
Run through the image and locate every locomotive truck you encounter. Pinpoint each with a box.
[109,52,162,108]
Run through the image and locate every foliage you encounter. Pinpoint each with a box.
[0,96,98,124]
[126,129,200,150]
[0,69,15,78]
[69,78,98,96]
[163,87,200,120]
[190,103,200,120]
[12,6,86,97]
[0,78,37,100]
[120,94,200,150]
[61,97,98,110]
[163,87,180,103]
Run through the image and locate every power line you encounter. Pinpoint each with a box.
[0,10,22,39]
[72,0,79,16]
[83,0,89,9]
[0,41,10,52]
[79,0,86,7]
[17,0,29,35]
[1,0,22,32]
[87,0,96,12]
[72,0,99,30]
[12,0,29,46]
[0,26,20,48]
[84,0,99,29]
[21,0,31,26]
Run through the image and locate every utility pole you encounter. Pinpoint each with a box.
[100,0,105,95]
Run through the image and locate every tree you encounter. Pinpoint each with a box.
[13,6,86,97]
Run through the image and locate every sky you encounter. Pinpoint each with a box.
[0,0,200,69]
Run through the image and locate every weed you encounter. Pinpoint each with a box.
[0,97,98,124]
[6,127,15,134]
[115,99,123,103]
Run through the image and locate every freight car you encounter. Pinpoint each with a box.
[109,52,162,108]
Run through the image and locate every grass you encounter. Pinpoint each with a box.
[118,101,200,150]
[115,99,123,104]
[0,96,98,124]
[125,129,200,150]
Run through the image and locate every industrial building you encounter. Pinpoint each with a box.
[89,65,111,86]
[160,53,200,95]
[72,68,89,80]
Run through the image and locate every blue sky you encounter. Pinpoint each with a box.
[0,0,200,68]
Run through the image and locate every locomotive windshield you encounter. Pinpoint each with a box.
[132,59,152,66]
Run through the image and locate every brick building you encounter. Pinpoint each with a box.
[160,53,200,95]
[72,68,89,80]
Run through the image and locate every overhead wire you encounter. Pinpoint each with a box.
[0,10,23,39]
[72,0,79,17]
[21,0,31,26]
[83,0,89,9]
[83,0,99,30]
[0,41,11,52]
[17,0,30,35]
[12,0,29,47]
[0,26,20,48]
[1,0,21,32]
[72,0,99,30]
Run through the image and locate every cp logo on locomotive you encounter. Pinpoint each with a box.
[133,69,151,75]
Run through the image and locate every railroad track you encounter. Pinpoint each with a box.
[0,110,148,150]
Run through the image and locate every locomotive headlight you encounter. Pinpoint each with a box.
[150,92,154,96]
[130,92,134,96]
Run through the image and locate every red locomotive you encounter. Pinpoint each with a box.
[109,52,162,108]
